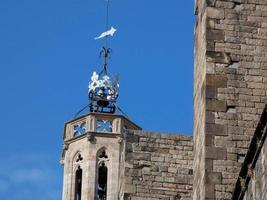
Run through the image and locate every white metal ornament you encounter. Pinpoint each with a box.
[88,69,119,113]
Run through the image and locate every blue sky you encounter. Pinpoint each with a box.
[0,0,194,199]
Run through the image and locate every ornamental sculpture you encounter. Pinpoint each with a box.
[88,48,119,113]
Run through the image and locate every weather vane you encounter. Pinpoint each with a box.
[87,0,119,114]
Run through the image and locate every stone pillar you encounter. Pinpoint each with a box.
[193,0,267,199]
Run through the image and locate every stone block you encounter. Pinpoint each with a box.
[126,134,139,143]
[206,147,227,160]
[155,176,164,182]
[206,111,215,123]
[206,86,217,99]
[205,158,213,171]
[206,99,227,112]
[205,184,215,199]
[206,0,216,7]
[206,172,222,184]
[164,177,175,183]
[206,51,231,64]
[142,167,151,175]
[124,184,136,194]
[206,74,228,88]
[126,153,151,161]
[168,167,178,173]
[151,156,164,162]
[216,1,235,9]
[205,134,214,146]
[207,29,225,42]
[206,123,228,136]
[206,7,225,19]
[176,176,192,184]
[159,165,168,172]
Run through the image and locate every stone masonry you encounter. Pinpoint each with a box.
[61,0,267,199]
[121,130,193,200]
[244,134,267,200]
[231,105,267,199]
[194,0,267,199]
[61,114,194,200]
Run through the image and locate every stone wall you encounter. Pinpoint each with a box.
[121,130,193,200]
[194,0,267,199]
[244,135,267,200]
[231,105,267,199]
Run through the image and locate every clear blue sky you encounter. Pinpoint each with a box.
[0,0,194,199]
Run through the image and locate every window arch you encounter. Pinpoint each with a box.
[74,166,82,200]
[96,148,109,200]
[72,152,84,164]
[72,152,83,200]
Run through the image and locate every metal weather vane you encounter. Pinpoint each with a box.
[88,0,119,114]
[95,27,117,40]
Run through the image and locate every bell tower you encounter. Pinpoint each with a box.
[60,4,141,198]
[60,48,141,200]
[60,111,140,200]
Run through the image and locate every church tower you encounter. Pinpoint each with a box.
[60,110,140,200]
[60,36,141,200]
[60,2,141,199]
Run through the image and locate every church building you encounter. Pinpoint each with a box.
[60,0,267,199]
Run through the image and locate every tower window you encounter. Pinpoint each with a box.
[76,154,83,162]
[74,166,82,200]
[97,150,109,200]
[96,119,112,133]
[97,163,108,200]
[73,122,86,136]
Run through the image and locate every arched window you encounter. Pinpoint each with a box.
[73,153,83,200]
[97,149,109,200]
[74,166,82,200]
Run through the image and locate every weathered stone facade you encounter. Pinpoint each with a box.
[61,114,194,200]
[231,105,267,200]
[61,113,142,200]
[61,0,267,199]
[194,0,267,199]
[121,131,193,200]
[244,136,267,200]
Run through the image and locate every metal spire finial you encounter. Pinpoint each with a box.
[99,47,111,75]
[88,0,119,114]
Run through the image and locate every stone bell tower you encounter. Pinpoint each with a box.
[60,47,141,200]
